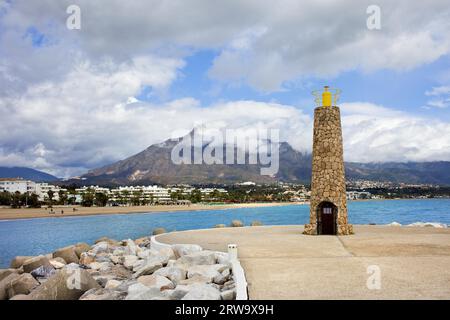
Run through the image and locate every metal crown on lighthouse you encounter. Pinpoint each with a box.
[304,86,353,236]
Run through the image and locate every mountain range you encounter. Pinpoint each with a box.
[0,167,59,182]
[76,132,450,186]
[4,132,450,186]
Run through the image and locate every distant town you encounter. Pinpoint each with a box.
[0,177,449,209]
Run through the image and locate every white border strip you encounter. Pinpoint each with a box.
[150,235,249,300]
[230,259,248,300]
[150,235,172,250]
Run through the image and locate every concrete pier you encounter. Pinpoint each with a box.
[157,225,450,299]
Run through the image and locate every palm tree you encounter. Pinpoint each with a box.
[28,193,41,208]
[95,192,109,207]
[190,189,202,203]
[68,189,77,205]
[120,190,130,206]
[81,188,94,207]
[47,190,54,208]
[132,190,143,206]
[11,191,21,208]
[58,190,68,205]
[149,194,154,205]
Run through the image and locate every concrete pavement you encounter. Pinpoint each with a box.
[156,225,450,299]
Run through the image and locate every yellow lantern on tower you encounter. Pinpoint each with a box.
[312,86,341,107]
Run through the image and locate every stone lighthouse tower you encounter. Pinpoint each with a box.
[304,86,353,235]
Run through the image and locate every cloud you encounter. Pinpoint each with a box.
[1,0,450,178]
[0,57,311,177]
[341,102,450,162]
[208,1,450,91]
[2,1,450,91]
[0,55,186,177]
[426,86,450,96]
[424,85,450,109]
[2,62,450,178]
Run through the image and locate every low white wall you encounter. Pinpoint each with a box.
[230,259,248,300]
[150,235,172,251]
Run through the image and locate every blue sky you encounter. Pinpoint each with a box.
[1,0,450,177]
[161,50,450,120]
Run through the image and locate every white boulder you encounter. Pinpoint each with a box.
[165,285,190,300]
[49,259,65,269]
[112,248,126,256]
[137,248,158,259]
[215,251,232,266]
[424,222,447,228]
[181,283,221,300]
[137,274,175,291]
[91,242,110,254]
[157,247,176,261]
[213,268,231,285]
[221,289,236,300]
[153,266,186,284]
[179,250,217,266]
[187,264,228,282]
[171,244,202,258]
[408,222,447,228]
[105,279,122,289]
[123,255,139,270]
[125,239,138,255]
[88,262,112,272]
[133,256,165,278]
[110,255,122,264]
[125,283,169,300]
[132,259,145,271]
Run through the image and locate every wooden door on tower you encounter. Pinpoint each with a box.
[320,202,336,235]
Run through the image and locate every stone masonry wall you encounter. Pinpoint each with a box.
[304,106,353,235]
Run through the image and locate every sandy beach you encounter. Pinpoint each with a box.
[0,202,305,221]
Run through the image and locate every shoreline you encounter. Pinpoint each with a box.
[349,197,450,202]
[0,201,306,221]
[0,197,448,221]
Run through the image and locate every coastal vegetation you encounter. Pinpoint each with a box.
[1,184,449,210]
[0,191,41,208]
[348,186,450,199]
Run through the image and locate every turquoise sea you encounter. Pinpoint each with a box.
[0,199,449,267]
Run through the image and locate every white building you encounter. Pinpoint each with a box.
[75,186,110,195]
[0,179,65,201]
[0,178,36,193]
[238,181,256,186]
[109,185,172,204]
[346,191,372,200]
[35,183,66,201]
[199,188,228,198]
[282,189,310,202]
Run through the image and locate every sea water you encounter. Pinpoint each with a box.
[0,199,449,267]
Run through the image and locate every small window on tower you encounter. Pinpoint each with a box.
[323,207,332,214]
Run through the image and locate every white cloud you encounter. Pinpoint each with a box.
[0,54,186,177]
[341,102,450,162]
[208,1,450,91]
[2,1,450,91]
[426,86,450,96]
[0,57,311,177]
[426,99,450,109]
[424,85,450,109]
[1,0,450,177]
[3,64,450,178]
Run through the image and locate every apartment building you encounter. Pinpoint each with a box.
[0,178,65,201]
